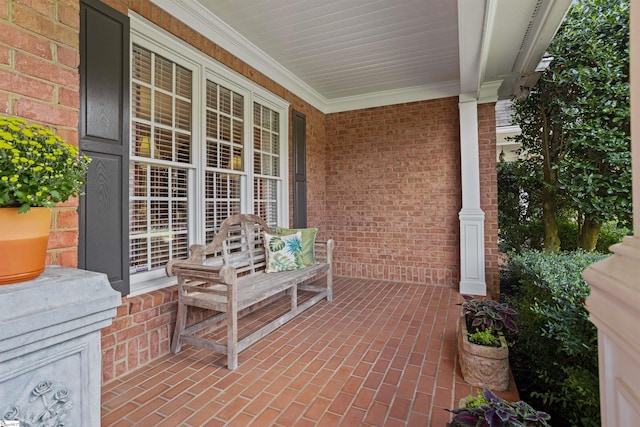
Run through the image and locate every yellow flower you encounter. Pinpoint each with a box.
[0,115,91,211]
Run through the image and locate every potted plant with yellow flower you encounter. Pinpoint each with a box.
[0,116,91,284]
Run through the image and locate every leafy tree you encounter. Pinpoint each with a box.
[510,0,630,251]
[497,161,542,253]
[510,76,568,252]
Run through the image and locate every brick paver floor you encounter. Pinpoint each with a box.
[101,277,512,426]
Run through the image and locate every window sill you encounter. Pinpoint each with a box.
[129,274,177,297]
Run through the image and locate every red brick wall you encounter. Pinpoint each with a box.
[101,288,177,382]
[287,105,327,232]
[479,103,499,297]
[0,0,81,266]
[324,100,498,292]
[325,98,463,285]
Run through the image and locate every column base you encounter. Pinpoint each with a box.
[459,208,486,296]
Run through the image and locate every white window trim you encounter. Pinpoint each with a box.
[129,13,290,296]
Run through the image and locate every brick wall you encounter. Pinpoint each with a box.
[0,0,81,267]
[325,98,463,285]
[101,288,177,382]
[478,103,499,297]
[287,104,327,232]
[324,100,499,292]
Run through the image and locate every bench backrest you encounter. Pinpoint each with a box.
[205,214,273,275]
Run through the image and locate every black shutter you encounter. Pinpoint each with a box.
[292,110,307,228]
[78,0,130,295]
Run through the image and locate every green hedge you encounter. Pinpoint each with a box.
[503,251,607,427]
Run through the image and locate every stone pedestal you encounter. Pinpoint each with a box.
[584,238,640,427]
[457,314,510,391]
[0,266,120,426]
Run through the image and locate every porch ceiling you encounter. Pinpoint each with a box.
[157,0,572,112]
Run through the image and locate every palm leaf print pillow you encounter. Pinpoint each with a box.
[264,231,304,273]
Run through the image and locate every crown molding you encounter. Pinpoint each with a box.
[151,0,464,114]
[478,80,503,104]
[152,0,328,111]
[324,81,461,113]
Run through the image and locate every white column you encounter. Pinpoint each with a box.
[458,98,487,296]
[583,1,640,425]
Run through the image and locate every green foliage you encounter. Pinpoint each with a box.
[497,161,543,253]
[468,329,500,347]
[558,218,630,252]
[553,0,631,226]
[0,116,91,213]
[447,388,551,427]
[596,221,632,252]
[461,296,517,335]
[507,0,631,249]
[503,250,606,426]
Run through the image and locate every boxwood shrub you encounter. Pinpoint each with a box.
[502,250,607,427]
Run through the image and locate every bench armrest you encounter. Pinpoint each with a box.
[314,239,335,265]
[166,243,208,276]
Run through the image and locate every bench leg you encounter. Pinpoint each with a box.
[290,284,298,311]
[326,271,333,302]
[171,296,187,354]
[227,283,239,370]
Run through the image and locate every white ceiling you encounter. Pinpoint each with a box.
[156,0,573,113]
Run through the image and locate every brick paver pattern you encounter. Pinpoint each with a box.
[101,277,481,426]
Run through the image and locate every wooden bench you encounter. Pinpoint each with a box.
[165,214,335,369]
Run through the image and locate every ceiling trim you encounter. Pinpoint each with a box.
[152,0,463,114]
[324,81,460,114]
[152,0,328,111]
[478,80,503,104]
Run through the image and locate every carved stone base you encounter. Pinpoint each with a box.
[457,313,509,391]
[0,267,120,426]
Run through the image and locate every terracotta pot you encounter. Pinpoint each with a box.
[0,207,52,285]
[457,313,510,391]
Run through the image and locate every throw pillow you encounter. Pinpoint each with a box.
[274,227,318,266]
[264,231,304,273]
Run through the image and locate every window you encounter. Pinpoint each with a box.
[204,80,244,242]
[130,16,289,294]
[253,103,281,222]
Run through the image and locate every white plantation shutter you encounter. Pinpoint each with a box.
[129,18,289,291]
[130,46,191,274]
[253,103,281,227]
[204,81,244,242]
